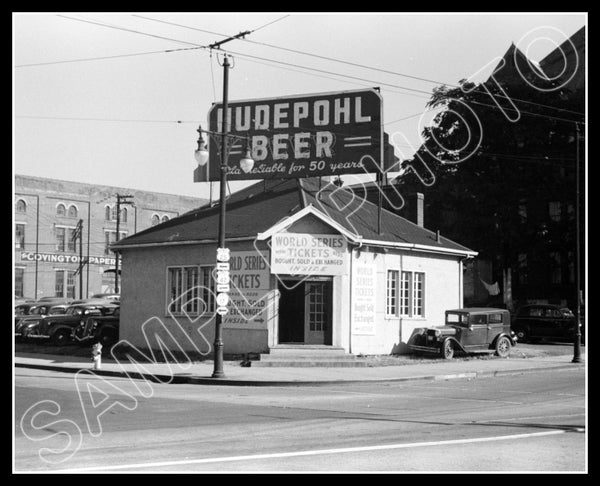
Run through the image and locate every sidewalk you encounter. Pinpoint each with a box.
[14,349,586,386]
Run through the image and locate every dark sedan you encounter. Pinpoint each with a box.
[511,304,584,344]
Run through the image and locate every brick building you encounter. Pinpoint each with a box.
[14,175,206,301]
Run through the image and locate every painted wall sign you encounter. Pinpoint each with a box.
[351,252,377,335]
[223,251,272,328]
[204,88,383,180]
[19,252,116,266]
[271,233,348,276]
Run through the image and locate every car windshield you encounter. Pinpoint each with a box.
[49,307,66,315]
[446,313,469,326]
[66,307,84,316]
[30,306,48,315]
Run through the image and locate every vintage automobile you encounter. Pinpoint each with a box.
[511,304,584,344]
[408,308,517,359]
[21,302,120,345]
[90,293,120,303]
[15,302,72,341]
[73,306,120,346]
[15,299,71,328]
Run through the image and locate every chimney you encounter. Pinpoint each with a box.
[416,192,424,227]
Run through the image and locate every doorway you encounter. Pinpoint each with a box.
[277,279,333,345]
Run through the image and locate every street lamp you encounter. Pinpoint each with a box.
[194,55,254,378]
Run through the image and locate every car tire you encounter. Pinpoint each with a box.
[515,329,528,343]
[51,329,71,346]
[495,336,512,358]
[99,329,117,347]
[441,339,454,359]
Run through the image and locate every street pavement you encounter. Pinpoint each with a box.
[14,344,586,386]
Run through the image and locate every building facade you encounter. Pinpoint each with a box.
[113,178,476,357]
[14,175,205,301]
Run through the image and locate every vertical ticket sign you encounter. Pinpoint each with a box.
[215,248,230,316]
[203,88,384,180]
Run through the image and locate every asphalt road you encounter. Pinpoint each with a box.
[14,366,586,473]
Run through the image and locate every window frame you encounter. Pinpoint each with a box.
[15,199,27,213]
[56,203,66,217]
[387,269,426,319]
[385,269,400,318]
[15,223,26,249]
[165,265,215,317]
[15,267,25,298]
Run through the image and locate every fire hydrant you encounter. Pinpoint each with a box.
[92,342,103,370]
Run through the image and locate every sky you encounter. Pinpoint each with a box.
[13,12,586,200]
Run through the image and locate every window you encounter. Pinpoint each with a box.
[400,271,411,316]
[308,282,326,331]
[56,227,76,252]
[68,205,78,218]
[471,314,488,325]
[56,203,66,216]
[550,252,562,284]
[167,266,214,315]
[121,207,128,223]
[161,215,170,223]
[16,199,27,213]
[151,214,160,226]
[412,272,424,317]
[105,205,111,221]
[388,270,425,318]
[15,224,25,249]
[111,206,118,221]
[55,270,64,297]
[489,313,503,324]
[15,268,24,298]
[386,270,399,316]
[55,227,66,252]
[55,270,76,298]
[548,201,561,222]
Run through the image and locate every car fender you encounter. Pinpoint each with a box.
[47,324,74,337]
[441,336,468,353]
[491,332,517,349]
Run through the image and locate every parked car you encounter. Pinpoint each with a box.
[90,293,120,303]
[15,299,71,327]
[73,307,120,347]
[21,302,120,345]
[511,304,584,344]
[15,303,72,340]
[408,308,517,359]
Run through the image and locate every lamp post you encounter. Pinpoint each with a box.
[194,54,254,378]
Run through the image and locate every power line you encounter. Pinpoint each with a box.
[132,14,584,118]
[251,14,291,32]
[31,15,586,126]
[15,115,199,124]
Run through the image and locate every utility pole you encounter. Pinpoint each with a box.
[572,123,582,363]
[72,219,86,299]
[113,194,134,294]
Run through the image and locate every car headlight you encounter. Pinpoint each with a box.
[434,330,442,337]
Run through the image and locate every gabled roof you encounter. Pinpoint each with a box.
[113,177,475,257]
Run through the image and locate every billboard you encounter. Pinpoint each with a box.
[199,88,384,181]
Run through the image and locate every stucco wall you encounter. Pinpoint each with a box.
[120,240,272,357]
[350,248,461,355]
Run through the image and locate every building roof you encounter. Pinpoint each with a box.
[539,26,585,92]
[113,177,475,256]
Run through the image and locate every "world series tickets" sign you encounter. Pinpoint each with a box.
[204,88,383,180]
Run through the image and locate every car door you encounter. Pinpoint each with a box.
[461,314,488,348]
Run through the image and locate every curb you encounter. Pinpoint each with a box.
[14,361,585,387]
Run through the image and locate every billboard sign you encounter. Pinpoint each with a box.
[204,88,383,180]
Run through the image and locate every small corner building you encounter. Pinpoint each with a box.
[113,178,477,358]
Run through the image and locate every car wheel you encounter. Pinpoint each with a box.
[442,340,454,359]
[515,329,528,343]
[51,329,71,346]
[495,336,512,358]
[99,330,117,347]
